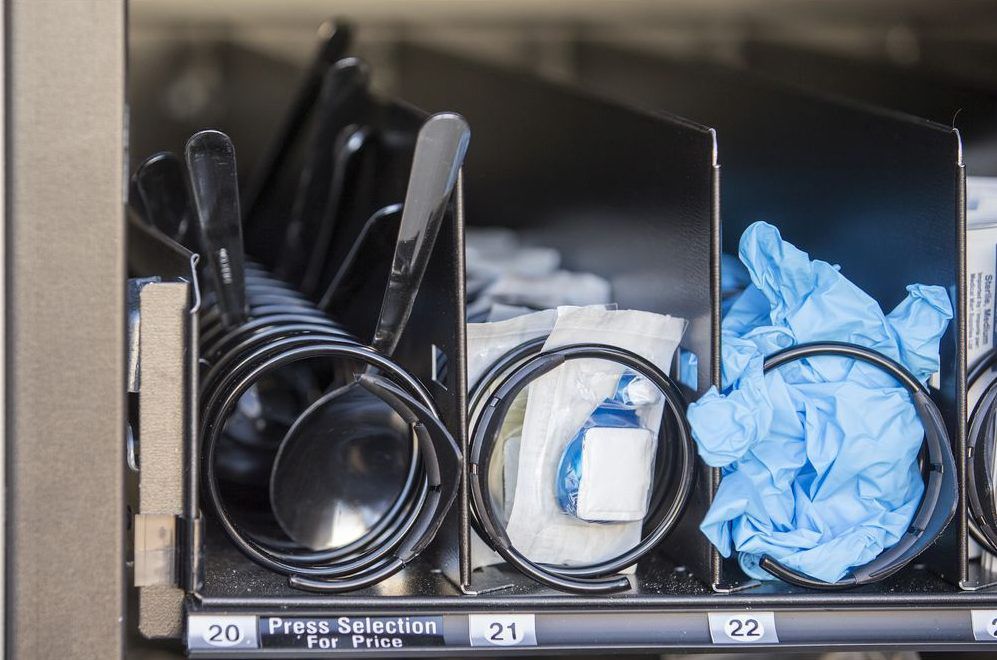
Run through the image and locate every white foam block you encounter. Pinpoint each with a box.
[576,427,655,522]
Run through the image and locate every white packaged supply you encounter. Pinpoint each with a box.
[465,226,561,299]
[466,308,558,387]
[505,306,686,566]
[575,426,656,522]
[966,176,997,566]
[466,308,559,569]
[967,176,997,370]
[484,271,612,309]
[466,269,612,321]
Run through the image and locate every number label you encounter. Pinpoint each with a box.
[208,623,244,644]
[708,612,778,644]
[468,614,537,647]
[971,610,997,641]
[187,615,259,651]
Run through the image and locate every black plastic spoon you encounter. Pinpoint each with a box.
[242,19,353,225]
[277,58,372,287]
[269,113,470,550]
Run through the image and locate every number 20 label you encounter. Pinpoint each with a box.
[468,614,537,647]
[187,615,259,651]
[708,612,779,644]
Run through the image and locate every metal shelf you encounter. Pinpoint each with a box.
[189,530,997,655]
[185,604,997,656]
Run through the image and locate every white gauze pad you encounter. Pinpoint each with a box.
[577,426,655,522]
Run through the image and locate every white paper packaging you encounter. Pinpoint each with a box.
[505,306,686,566]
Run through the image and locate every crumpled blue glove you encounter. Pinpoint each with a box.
[688,221,953,583]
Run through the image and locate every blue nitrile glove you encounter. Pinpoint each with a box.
[688,221,953,583]
[721,253,753,316]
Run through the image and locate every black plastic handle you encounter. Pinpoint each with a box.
[371,113,470,355]
[186,130,249,329]
[132,151,193,245]
[242,19,353,223]
[278,58,371,286]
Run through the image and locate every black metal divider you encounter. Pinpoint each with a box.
[740,42,997,176]
[394,44,720,593]
[572,43,966,591]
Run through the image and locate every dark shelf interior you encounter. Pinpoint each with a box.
[196,519,997,610]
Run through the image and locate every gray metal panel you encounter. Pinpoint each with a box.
[6,0,125,657]
[0,0,6,650]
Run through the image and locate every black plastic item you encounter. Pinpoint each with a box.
[201,336,461,593]
[298,124,373,298]
[186,130,249,329]
[277,57,372,288]
[319,203,402,315]
[267,113,469,553]
[572,43,965,590]
[197,91,467,596]
[755,341,957,590]
[132,151,195,245]
[371,113,470,355]
[196,251,462,592]
[242,19,353,225]
[467,341,695,595]
[395,44,719,588]
[967,348,997,553]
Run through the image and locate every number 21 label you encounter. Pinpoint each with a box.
[970,610,997,641]
[468,614,537,647]
[708,612,779,644]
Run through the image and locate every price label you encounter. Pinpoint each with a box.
[971,610,997,641]
[708,612,778,644]
[187,615,259,651]
[468,614,537,647]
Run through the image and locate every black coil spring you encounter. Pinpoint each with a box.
[198,262,460,593]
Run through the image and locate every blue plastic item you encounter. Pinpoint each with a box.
[688,221,953,583]
[556,372,655,522]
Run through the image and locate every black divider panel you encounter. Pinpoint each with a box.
[742,42,997,176]
[574,43,965,589]
[395,44,719,586]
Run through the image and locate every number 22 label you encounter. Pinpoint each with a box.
[468,614,537,647]
[708,612,779,644]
